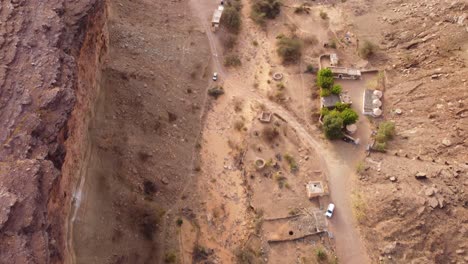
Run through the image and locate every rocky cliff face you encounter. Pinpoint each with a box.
[0,0,106,262]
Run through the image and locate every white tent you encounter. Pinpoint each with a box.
[373,108,383,117]
[373,90,383,98]
[346,124,357,134]
[373,99,382,107]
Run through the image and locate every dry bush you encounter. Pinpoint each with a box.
[303,35,318,46]
[223,34,237,50]
[319,10,328,20]
[224,54,242,67]
[359,40,376,59]
[276,36,303,63]
[233,119,245,131]
[262,126,279,142]
[233,97,244,112]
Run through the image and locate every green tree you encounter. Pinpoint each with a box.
[320,88,331,97]
[334,102,349,111]
[276,37,302,63]
[222,6,241,34]
[317,68,334,89]
[323,115,343,139]
[331,84,342,95]
[340,108,359,125]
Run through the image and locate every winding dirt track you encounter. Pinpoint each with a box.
[190,0,371,262]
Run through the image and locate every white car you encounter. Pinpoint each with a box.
[325,203,335,218]
[212,72,218,81]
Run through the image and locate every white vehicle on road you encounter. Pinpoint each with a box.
[212,72,218,81]
[325,203,335,218]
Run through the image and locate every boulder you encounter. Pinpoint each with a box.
[425,188,435,196]
[390,176,397,182]
[428,197,439,208]
[382,241,398,254]
[415,172,427,179]
[442,138,452,147]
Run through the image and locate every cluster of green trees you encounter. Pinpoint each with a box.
[317,68,360,139]
[317,68,341,97]
[321,104,359,139]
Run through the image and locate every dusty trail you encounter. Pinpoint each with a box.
[194,6,370,264]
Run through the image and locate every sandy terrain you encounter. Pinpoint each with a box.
[1,0,466,263]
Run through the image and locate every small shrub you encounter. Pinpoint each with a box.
[262,126,279,142]
[306,64,315,73]
[176,218,183,226]
[352,192,367,223]
[317,68,334,89]
[284,154,298,172]
[228,0,242,11]
[223,34,237,50]
[359,40,376,59]
[320,88,331,97]
[276,82,285,90]
[164,252,177,263]
[303,35,319,46]
[294,4,310,14]
[340,108,359,125]
[234,120,245,131]
[208,86,224,99]
[374,142,387,152]
[377,121,395,141]
[252,40,259,46]
[289,208,300,215]
[316,248,327,261]
[320,107,330,116]
[334,102,349,111]
[274,173,287,188]
[323,115,343,139]
[235,246,260,263]
[331,84,342,95]
[329,40,337,49]
[224,54,242,67]
[356,162,365,175]
[319,10,328,20]
[277,37,303,63]
[233,98,243,112]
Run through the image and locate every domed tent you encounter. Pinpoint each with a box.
[373,99,382,107]
[373,90,383,99]
[373,108,383,117]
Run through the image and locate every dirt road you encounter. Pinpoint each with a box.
[191,0,371,262]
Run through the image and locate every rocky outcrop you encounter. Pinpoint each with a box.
[0,0,106,263]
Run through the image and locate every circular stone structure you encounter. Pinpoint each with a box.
[272,72,283,81]
[346,124,357,134]
[255,158,266,169]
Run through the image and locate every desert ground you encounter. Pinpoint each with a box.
[0,0,466,264]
